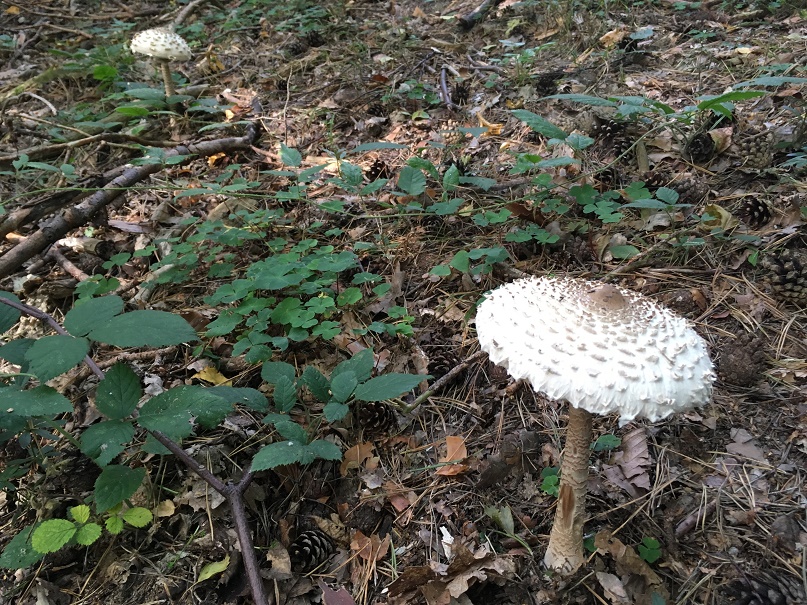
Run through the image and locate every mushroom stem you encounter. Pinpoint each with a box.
[157,59,176,99]
[544,404,592,574]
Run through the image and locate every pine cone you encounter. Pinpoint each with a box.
[366,103,386,118]
[673,173,710,205]
[452,81,470,106]
[685,132,717,164]
[642,170,673,191]
[761,248,807,302]
[366,158,391,181]
[354,400,397,434]
[733,131,774,169]
[739,196,772,228]
[305,30,325,47]
[427,348,461,380]
[593,120,633,158]
[533,71,564,96]
[284,39,308,57]
[724,570,807,605]
[289,529,334,573]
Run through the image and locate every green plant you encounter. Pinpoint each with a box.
[540,466,560,497]
[638,536,662,563]
[0,293,425,604]
[483,504,533,555]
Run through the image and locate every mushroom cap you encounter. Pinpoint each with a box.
[476,276,715,424]
[131,28,192,61]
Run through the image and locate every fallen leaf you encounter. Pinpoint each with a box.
[341,442,377,476]
[198,555,230,582]
[435,436,469,476]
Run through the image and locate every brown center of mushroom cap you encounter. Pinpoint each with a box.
[587,284,627,311]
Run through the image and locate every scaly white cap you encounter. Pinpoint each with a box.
[131,28,192,61]
[476,276,715,424]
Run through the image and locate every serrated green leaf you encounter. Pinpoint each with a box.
[64,296,124,337]
[0,338,33,366]
[105,516,124,534]
[279,143,302,167]
[210,386,268,412]
[96,363,141,419]
[32,519,76,553]
[323,400,350,422]
[353,374,426,402]
[542,93,617,106]
[79,419,135,466]
[697,90,765,110]
[274,420,308,443]
[69,505,91,524]
[198,555,230,582]
[138,386,229,440]
[74,523,102,546]
[94,465,145,513]
[0,292,22,333]
[511,109,568,139]
[261,361,296,385]
[332,349,374,382]
[300,366,331,402]
[329,371,357,403]
[397,166,426,196]
[0,386,72,416]
[350,141,407,153]
[0,525,45,569]
[89,310,198,347]
[122,507,153,528]
[252,441,311,469]
[306,439,342,461]
[24,335,89,382]
[272,375,297,413]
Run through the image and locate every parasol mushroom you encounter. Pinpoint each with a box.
[475,276,715,574]
[130,28,192,99]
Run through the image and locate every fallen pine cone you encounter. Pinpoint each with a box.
[761,248,807,303]
[289,529,334,573]
[724,569,807,605]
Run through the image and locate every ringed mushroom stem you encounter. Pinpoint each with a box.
[157,59,176,99]
[544,404,593,574]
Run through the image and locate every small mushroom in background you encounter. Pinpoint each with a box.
[130,28,192,99]
[475,276,715,575]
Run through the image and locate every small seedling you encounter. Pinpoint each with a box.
[638,536,662,563]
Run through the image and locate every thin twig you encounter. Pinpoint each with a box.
[402,350,487,414]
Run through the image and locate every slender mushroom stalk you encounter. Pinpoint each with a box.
[545,404,592,573]
[130,28,192,100]
[156,58,177,98]
[475,276,715,576]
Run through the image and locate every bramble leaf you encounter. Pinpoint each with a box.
[96,363,141,419]
[94,465,146,513]
[353,374,427,402]
[89,310,198,347]
[32,519,76,553]
[64,295,124,337]
[25,335,89,382]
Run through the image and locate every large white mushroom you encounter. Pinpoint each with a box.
[475,276,715,574]
[130,28,192,99]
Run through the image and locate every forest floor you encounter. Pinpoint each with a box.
[1,0,807,603]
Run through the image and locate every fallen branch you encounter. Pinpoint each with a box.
[0,122,259,279]
[457,0,504,30]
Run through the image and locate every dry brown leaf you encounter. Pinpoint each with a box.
[436,436,469,476]
[340,442,377,476]
[350,530,391,562]
[594,530,670,603]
